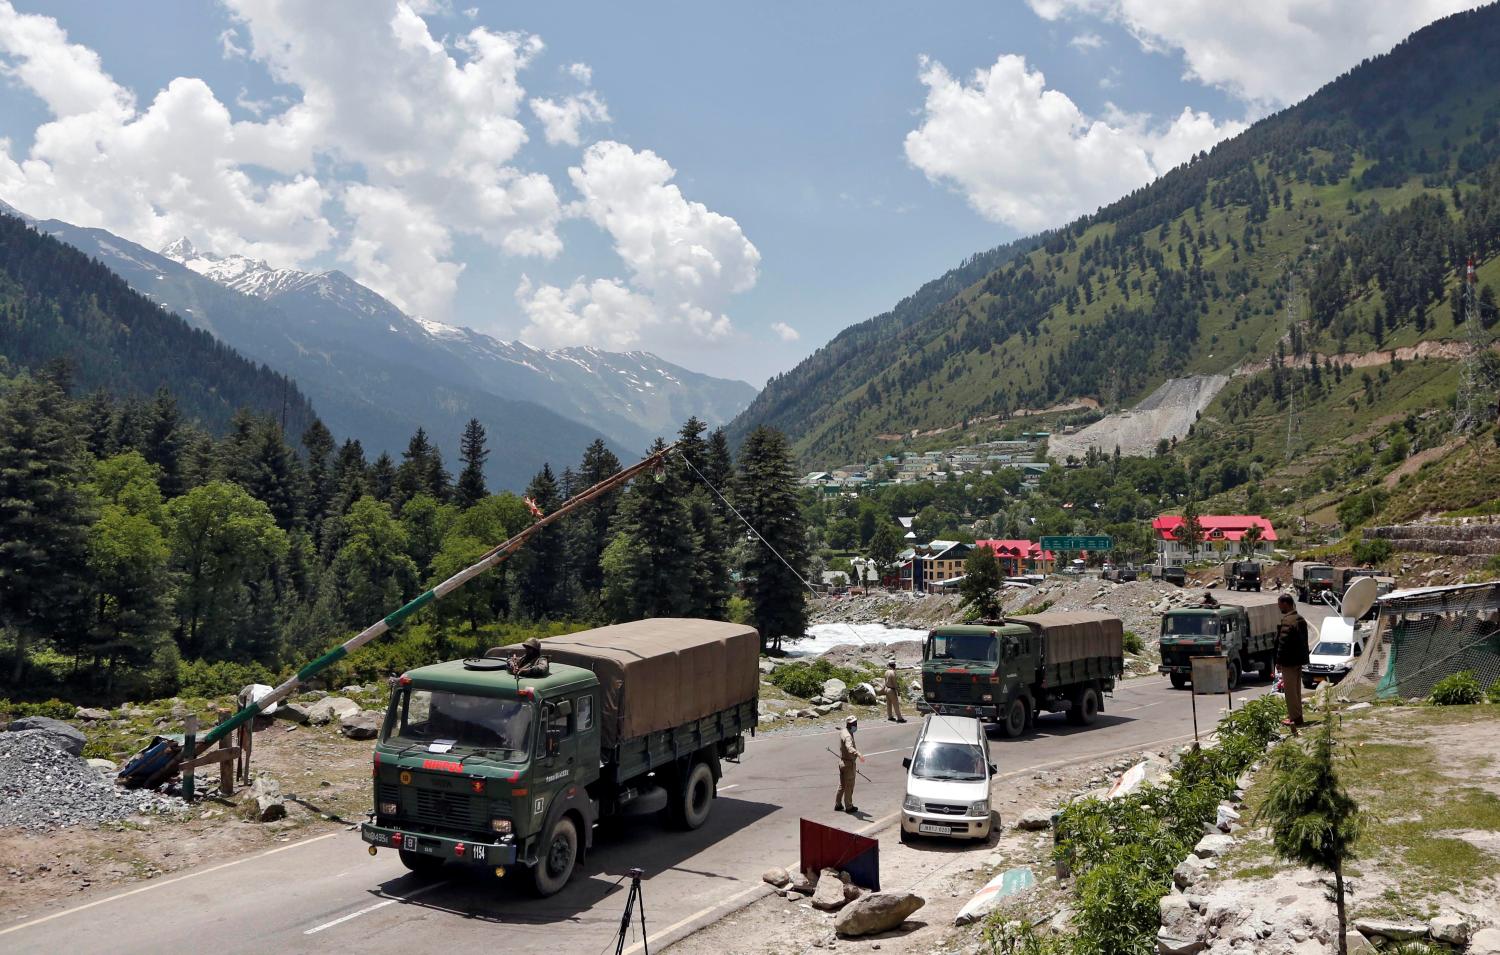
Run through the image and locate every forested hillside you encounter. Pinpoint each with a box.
[0,214,315,436]
[732,4,1500,466]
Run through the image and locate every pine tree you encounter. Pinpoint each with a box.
[517,464,567,619]
[143,388,186,498]
[244,420,302,531]
[332,439,370,514]
[734,426,809,652]
[676,418,731,618]
[370,452,397,504]
[456,418,489,508]
[0,376,94,682]
[960,546,1004,619]
[604,438,695,621]
[301,419,337,541]
[705,428,734,492]
[396,428,449,505]
[83,389,116,459]
[572,439,623,597]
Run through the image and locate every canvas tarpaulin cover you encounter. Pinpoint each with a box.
[1006,611,1124,663]
[542,618,760,748]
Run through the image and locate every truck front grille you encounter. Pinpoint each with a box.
[414,788,483,830]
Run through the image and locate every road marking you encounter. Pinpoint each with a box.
[0,831,339,937]
[861,747,905,757]
[716,784,739,792]
[303,880,448,935]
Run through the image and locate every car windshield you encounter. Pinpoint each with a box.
[389,688,532,759]
[1162,615,1219,637]
[928,633,998,663]
[1312,642,1352,657]
[911,740,987,781]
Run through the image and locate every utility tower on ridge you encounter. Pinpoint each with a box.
[1455,255,1495,435]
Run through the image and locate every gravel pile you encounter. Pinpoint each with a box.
[0,731,180,831]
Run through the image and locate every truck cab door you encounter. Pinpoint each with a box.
[537,699,578,784]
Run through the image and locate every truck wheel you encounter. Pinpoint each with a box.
[398,849,444,877]
[1001,699,1026,738]
[1073,688,1100,726]
[673,761,715,830]
[1170,673,1188,690]
[531,817,578,897]
[1227,661,1241,691]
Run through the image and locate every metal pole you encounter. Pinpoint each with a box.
[181,714,197,800]
[1190,690,1199,746]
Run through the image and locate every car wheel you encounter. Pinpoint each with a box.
[1001,699,1026,738]
[1170,672,1188,690]
[531,817,578,897]
[899,826,913,845]
[398,849,445,876]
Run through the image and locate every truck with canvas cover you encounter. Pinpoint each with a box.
[360,619,759,896]
[1158,593,1280,690]
[920,612,1125,739]
[1293,561,1337,604]
[1224,560,1262,591]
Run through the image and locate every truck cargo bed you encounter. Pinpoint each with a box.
[610,700,755,784]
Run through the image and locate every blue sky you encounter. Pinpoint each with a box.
[0,1,1481,384]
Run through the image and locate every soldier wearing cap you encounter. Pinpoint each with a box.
[884,658,906,723]
[835,715,865,813]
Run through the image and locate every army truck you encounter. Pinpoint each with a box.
[1292,561,1337,604]
[1158,593,1281,690]
[1224,560,1262,591]
[920,612,1125,738]
[360,619,759,896]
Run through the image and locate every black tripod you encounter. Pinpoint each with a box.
[614,867,649,955]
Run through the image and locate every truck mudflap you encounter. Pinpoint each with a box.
[361,822,517,867]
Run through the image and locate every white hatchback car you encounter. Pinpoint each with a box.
[900,715,996,842]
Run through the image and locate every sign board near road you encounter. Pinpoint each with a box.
[1190,655,1230,696]
[1040,535,1114,552]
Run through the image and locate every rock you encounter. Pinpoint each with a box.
[1429,913,1470,945]
[759,714,779,725]
[75,707,110,721]
[1469,927,1500,955]
[1345,702,1372,712]
[762,866,791,888]
[814,704,836,716]
[812,869,852,911]
[1016,808,1053,831]
[275,702,311,725]
[340,711,381,740]
[834,892,925,938]
[758,659,778,674]
[850,682,879,705]
[1173,854,1213,889]
[821,678,848,702]
[1153,600,1173,614]
[1344,931,1375,955]
[86,758,118,772]
[306,697,360,725]
[249,775,286,822]
[341,685,363,695]
[759,699,789,713]
[1215,804,1240,831]
[1156,893,1206,954]
[788,870,815,895]
[1192,834,1234,858]
[5,717,85,756]
[1353,918,1428,942]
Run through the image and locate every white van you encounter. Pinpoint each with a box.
[900,715,996,842]
[1303,617,1368,688]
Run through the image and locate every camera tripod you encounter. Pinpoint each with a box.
[614,867,649,955]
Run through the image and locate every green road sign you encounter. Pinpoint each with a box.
[1040,535,1114,551]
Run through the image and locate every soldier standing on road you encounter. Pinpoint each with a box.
[835,715,865,813]
[1275,594,1310,728]
[884,659,906,723]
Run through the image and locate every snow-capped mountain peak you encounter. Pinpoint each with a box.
[159,237,321,300]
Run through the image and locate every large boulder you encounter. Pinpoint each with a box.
[850,682,879,706]
[5,716,85,756]
[811,869,852,912]
[1469,927,1500,955]
[1156,893,1206,955]
[834,891,925,938]
[275,702,311,725]
[1192,834,1235,858]
[1016,808,1053,831]
[75,707,110,721]
[306,697,360,726]
[1352,918,1428,942]
[1429,913,1470,946]
[249,775,286,822]
[821,678,848,703]
[340,711,381,740]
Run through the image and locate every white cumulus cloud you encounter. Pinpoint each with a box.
[530,89,610,147]
[1025,0,1485,110]
[516,275,657,350]
[1069,32,1105,50]
[903,54,1243,231]
[770,321,800,342]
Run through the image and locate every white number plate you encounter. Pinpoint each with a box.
[919,824,952,835]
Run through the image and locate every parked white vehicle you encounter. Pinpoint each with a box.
[900,715,996,842]
[1302,617,1367,688]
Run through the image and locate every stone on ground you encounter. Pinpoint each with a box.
[1156,893,1206,954]
[306,697,360,725]
[75,707,110,721]
[1344,931,1376,955]
[811,869,852,911]
[788,870,815,895]
[5,716,86,756]
[340,711,381,740]
[275,701,311,725]
[1016,808,1052,831]
[249,775,286,822]
[821,679,848,702]
[1469,927,1500,955]
[86,757,118,772]
[850,682,878,705]
[834,892,925,937]
[1192,833,1234,858]
[1429,913,1470,945]
[762,866,790,888]
[1352,918,1428,942]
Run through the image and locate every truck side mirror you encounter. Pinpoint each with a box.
[554,699,573,717]
[989,763,998,775]
[902,757,912,769]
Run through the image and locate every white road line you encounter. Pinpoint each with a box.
[860,747,906,758]
[0,831,340,937]
[303,881,448,935]
[716,784,739,792]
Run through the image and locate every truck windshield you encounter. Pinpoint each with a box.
[911,741,987,781]
[391,688,532,759]
[1162,615,1219,637]
[1308,568,1334,582]
[927,633,997,663]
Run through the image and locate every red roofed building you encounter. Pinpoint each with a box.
[1152,515,1277,567]
[974,539,1057,576]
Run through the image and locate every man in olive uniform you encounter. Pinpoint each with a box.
[835,715,864,813]
[1275,594,1310,727]
[884,659,906,723]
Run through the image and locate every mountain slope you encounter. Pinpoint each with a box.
[157,240,756,450]
[0,212,316,436]
[731,4,1500,466]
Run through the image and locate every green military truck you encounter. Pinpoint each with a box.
[1224,560,1262,591]
[1292,561,1337,604]
[1158,593,1281,690]
[360,619,759,896]
[920,612,1125,738]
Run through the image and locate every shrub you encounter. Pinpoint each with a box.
[1488,678,1500,705]
[767,659,862,699]
[1350,538,1393,565]
[1123,631,1144,654]
[0,698,76,720]
[176,659,275,700]
[1429,670,1483,706]
[1485,554,1500,576]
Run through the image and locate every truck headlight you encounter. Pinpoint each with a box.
[902,795,922,812]
[969,800,990,816]
[980,694,993,702]
[379,801,398,816]
[491,818,512,834]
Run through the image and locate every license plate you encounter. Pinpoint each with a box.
[1310,676,1326,684]
[919,824,952,835]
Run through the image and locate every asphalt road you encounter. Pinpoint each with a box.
[0,594,1332,955]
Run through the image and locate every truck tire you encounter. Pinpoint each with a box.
[672,761,715,831]
[1001,699,1026,738]
[398,849,444,877]
[1070,687,1100,726]
[1227,660,1241,691]
[531,816,578,897]
[1170,672,1188,690]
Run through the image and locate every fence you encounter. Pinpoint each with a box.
[1340,581,1500,701]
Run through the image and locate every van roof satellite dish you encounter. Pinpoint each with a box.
[1341,576,1378,621]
